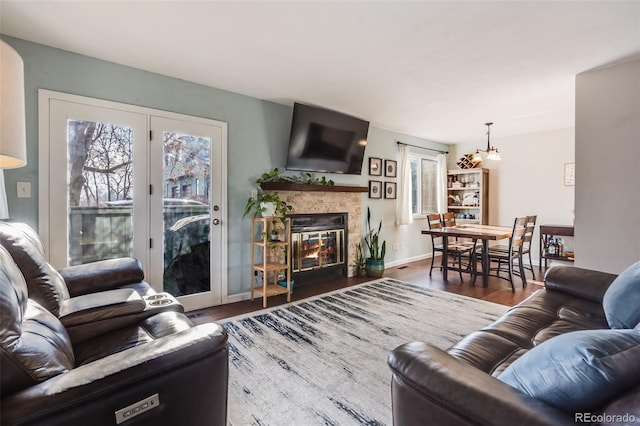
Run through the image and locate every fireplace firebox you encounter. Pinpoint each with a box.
[290,213,348,285]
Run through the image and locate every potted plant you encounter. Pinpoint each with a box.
[243,189,292,224]
[364,207,386,278]
[270,220,279,241]
[352,243,367,277]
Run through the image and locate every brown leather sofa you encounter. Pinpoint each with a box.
[388,266,640,426]
[0,221,229,426]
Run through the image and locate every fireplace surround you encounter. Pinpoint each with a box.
[266,185,365,280]
[290,213,348,285]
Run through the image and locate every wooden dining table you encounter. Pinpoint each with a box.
[421,224,513,288]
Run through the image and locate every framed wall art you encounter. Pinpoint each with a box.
[369,157,382,176]
[384,182,397,199]
[385,160,397,177]
[369,180,382,199]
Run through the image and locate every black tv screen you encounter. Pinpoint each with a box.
[286,103,369,175]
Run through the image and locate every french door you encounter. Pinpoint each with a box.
[148,116,225,309]
[39,90,227,310]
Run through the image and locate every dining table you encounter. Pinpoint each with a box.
[421,224,513,288]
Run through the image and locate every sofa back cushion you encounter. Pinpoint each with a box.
[603,261,640,329]
[0,220,69,317]
[498,329,640,413]
[0,247,75,396]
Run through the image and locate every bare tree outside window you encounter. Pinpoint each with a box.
[67,120,135,265]
[67,120,133,206]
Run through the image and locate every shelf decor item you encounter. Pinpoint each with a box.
[456,153,481,169]
[244,190,292,223]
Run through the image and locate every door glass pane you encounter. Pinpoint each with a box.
[162,132,211,296]
[67,120,133,265]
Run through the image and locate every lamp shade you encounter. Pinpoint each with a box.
[0,40,27,169]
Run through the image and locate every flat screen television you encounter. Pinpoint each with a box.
[286,102,369,175]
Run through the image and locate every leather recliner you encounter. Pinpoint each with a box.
[0,220,185,343]
[1,241,229,425]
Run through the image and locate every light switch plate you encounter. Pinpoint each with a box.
[17,182,31,198]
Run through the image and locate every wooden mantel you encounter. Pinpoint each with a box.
[260,182,368,193]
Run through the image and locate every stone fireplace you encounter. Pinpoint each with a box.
[262,183,365,282]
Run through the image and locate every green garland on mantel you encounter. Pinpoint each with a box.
[256,168,335,186]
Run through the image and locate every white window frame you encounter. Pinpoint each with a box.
[409,152,441,219]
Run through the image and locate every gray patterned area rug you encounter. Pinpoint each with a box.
[221,278,509,426]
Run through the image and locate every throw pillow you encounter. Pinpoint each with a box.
[498,329,640,413]
[603,261,640,329]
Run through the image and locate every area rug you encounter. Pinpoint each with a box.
[221,278,509,426]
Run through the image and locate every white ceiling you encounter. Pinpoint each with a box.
[1,1,639,144]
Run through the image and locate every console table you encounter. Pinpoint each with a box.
[539,224,574,270]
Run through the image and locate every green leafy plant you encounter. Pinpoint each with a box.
[364,207,386,261]
[256,167,335,186]
[243,190,292,224]
[352,243,366,269]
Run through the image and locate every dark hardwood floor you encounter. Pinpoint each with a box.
[188,256,547,325]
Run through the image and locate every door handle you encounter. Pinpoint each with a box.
[212,218,220,225]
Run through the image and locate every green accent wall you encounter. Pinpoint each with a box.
[1,35,449,297]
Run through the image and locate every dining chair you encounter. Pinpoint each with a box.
[474,216,528,292]
[487,215,537,281]
[426,213,473,281]
[442,211,479,250]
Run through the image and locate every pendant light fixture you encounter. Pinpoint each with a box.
[472,122,501,162]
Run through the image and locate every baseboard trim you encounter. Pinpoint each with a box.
[223,254,433,306]
[386,253,431,268]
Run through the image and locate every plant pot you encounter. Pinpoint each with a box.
[365,258,385,278]
[260,202,276,217]
[277,279,294,294]
[358,267,367,277]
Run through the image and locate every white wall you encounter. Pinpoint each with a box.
[575,59,640,274]
[449,127,575,267]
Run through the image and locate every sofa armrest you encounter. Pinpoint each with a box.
[388,342,572,426]
[544,266,617,303]
[59,289,146,326]
[59,257,145,296]
[1,323,228,426]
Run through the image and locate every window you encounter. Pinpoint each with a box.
[410,153,440,216]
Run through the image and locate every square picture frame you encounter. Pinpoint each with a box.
[369,157,382,176]
[385,159,397,177]
[369,180,382,199]
[384,182,397,199]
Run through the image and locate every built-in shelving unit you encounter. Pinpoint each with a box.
[447,168,489,225]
